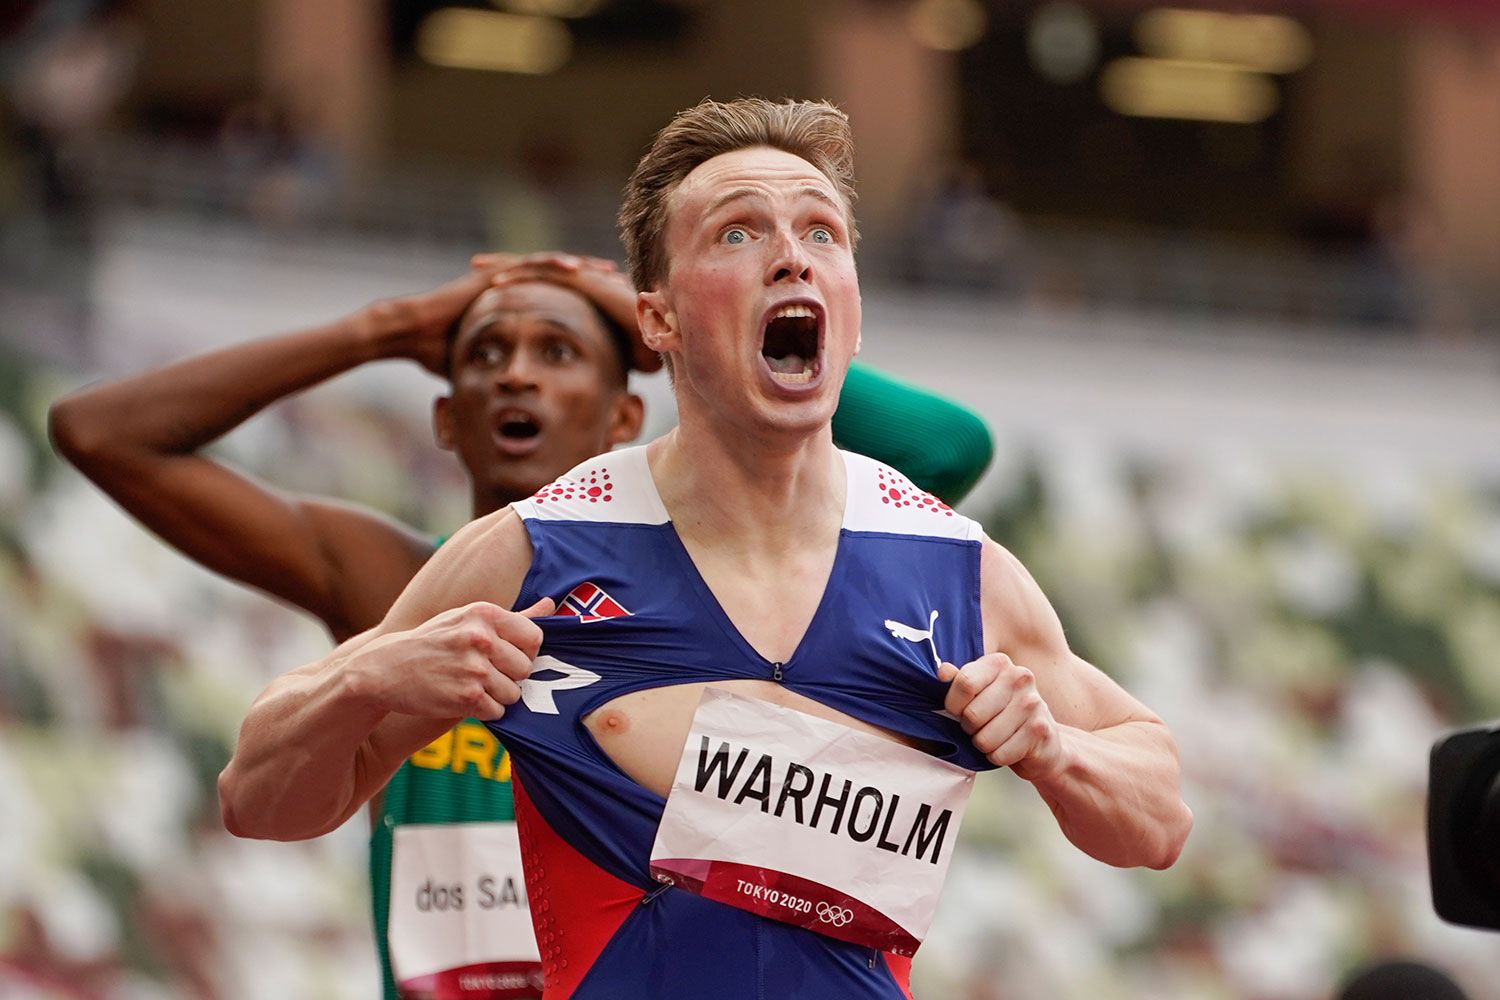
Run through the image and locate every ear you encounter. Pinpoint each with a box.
[607,392,647,446]
[636,289,680,355]
[432,395,456,451]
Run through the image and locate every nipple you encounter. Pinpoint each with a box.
[598,709,629,735]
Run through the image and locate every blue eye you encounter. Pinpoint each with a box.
[724,228,747,245]
[810,228,833,244]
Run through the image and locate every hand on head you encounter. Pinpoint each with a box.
[373,269,497,377]
[472,251,663,374]
[382,251,661,381]
[471,251,617,276]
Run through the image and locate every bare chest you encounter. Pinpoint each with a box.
[583,680,925,799]
[580,536,923,796]
[689,543,835,665]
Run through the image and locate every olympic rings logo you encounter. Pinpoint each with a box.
[816,901,854,927]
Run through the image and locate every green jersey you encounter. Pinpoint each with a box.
[372,722,533,999]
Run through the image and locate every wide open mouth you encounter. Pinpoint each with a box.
[496,408,542,442]
[760,302,823,386]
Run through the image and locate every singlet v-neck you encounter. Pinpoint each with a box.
[488,444,996,999]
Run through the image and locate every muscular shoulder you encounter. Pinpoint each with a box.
[978,535,1068,661]
[382,506,535,630]
[437,506,534,579]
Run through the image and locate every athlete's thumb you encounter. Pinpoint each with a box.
[519,597,556,619]
[936,661,959,683]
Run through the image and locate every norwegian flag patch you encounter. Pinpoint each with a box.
[556,581,631,622]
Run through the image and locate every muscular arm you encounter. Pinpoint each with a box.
[218,509,547,840]
[46,273,497,637]
[942,538,1192,869]
[833,363,993,506]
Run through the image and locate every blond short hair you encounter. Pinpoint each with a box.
[618,97,859,292]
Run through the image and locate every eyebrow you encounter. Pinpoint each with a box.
[704,185,843,217]
[460,313,591,344]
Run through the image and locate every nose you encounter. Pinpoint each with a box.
[765,228,811,285]
[495,347,539,390]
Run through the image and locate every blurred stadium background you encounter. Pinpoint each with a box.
[3,1,1500,998]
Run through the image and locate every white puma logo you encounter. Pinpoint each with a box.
[884,609,941,670]
[519,655,601,715]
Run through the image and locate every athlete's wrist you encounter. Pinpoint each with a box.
[335,642,402,719]
[357,298,422,363]
[1006,722,1075,784]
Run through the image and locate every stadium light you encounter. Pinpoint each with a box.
[493,0,605,18]
[908,0,988,53]
[1135,7,1313,75]
[1099,57,1280,123]
[417,8,573,75]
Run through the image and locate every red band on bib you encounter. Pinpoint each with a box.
[650,858,920,955]
[398,960,543,1000]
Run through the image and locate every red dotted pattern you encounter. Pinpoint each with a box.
[522,862,560,983]
[514,781,562,985]
[875,466,954,516]
[531,468,614,506]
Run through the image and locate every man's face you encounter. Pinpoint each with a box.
[437,281,640,511]
[641,146,861,437]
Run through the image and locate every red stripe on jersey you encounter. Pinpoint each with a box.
[513,774,644,999]
[883,952,914,999]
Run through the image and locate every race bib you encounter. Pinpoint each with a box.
[388,823,542,999]
[649,688,975,956]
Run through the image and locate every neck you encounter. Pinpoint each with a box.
[470,485,527,519]
[649,419,844,554]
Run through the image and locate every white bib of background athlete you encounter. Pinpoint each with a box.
[649,688,975,956]
[388,822,542,999]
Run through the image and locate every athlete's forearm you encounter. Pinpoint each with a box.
[49,308,411,468]
[219,540,541,840]
[832,363,993,506]
[218,637,417,841]
[1029,719,1192,870]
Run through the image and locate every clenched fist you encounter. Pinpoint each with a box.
[349,598,554,721]
[938,652,1067,781]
